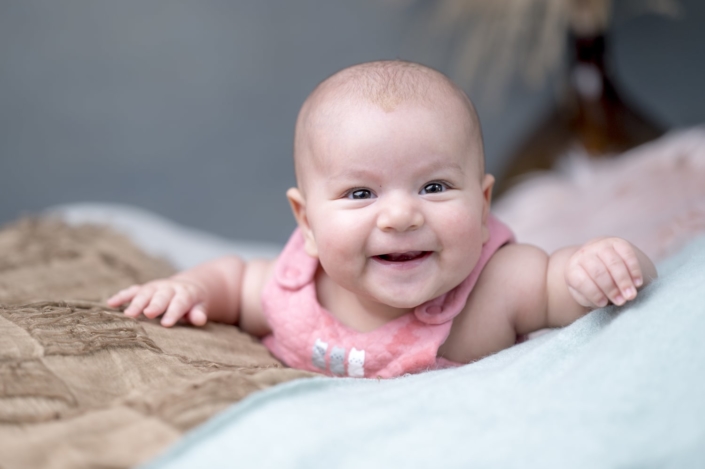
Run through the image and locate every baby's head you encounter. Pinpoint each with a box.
[292,60,486,191]
[287,60,495,310]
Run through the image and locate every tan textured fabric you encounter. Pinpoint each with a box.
[0,218,313,469]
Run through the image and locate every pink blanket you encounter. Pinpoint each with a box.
[494,128,705,261]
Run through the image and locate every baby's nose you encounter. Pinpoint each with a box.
[376,194,424,232]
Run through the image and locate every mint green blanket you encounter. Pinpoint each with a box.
[145,236,705,468]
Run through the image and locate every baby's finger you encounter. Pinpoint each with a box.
[107,285,140,307]
[160,291,195,327]
[598,246,636,304]
[143,287,176,318]
[566,264,608,308]
[186,304,208,327]
[612,240,643,287]
[123,287,155,317]
[584,260,624,306]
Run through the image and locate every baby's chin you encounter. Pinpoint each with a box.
[366,289,440,311]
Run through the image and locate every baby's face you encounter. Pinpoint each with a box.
[290,98,493,310]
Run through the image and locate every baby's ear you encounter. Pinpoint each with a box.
[286,188,318,257]
[480,174,494,244]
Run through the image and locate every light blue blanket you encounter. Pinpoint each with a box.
[145,236,705,468]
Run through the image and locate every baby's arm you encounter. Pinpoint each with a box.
[106,256,274,336]
[439,238,656,363]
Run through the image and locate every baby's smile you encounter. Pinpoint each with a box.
[373,250,432,264]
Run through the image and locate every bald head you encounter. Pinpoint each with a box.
[293,60,484,190]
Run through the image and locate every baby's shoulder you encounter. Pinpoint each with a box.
[437,244,550,362]
[483,242,548,276]
[461,243,551,318]
[476,243,549,297]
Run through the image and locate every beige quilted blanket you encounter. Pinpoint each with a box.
[0,219,312,469]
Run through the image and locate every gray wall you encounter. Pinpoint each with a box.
[1,1,703,244]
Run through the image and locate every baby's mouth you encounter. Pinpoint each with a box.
[375,251,431,262]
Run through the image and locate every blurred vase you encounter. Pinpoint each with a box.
[497,27,665,194]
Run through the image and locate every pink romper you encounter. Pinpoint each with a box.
[261,215,514,379]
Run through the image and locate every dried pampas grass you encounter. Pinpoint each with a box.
[404,0,681,104]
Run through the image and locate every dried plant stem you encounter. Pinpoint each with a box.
[412,0,681,105]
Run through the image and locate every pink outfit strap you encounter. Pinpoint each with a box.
[261,215,514,378]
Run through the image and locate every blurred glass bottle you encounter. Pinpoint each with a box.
[497,1,665,193]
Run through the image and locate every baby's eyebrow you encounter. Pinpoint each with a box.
[329,159,465,180]
[328,168,379,180]
[331,155,465,178]
[420,159,465,175]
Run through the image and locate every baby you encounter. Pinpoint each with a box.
[108,60,657,378]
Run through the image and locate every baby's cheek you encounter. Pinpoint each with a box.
[440,217,484,276]
[317,234,355,264]
[441,210,482,244]
[317,241,363,287]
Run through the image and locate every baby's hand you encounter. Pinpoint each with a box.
[565,237,647,308]
[107,278,209,327]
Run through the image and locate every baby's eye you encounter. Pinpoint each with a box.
[347,189,374,200]
[421,182,446,194]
